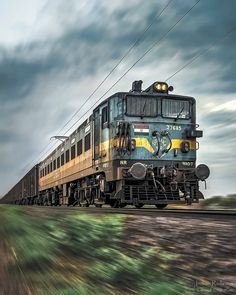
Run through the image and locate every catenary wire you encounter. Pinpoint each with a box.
[57,0,175,135]
[21,0,175,172]
[165,25,236,82]
[60,0,201,138]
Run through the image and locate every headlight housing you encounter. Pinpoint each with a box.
[129,163,147,180]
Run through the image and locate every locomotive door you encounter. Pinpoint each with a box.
[100,104,109,163]
[93,104,109,166]
[93,109,100,163]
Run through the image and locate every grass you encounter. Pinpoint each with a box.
[0,205,203,295]
[200,194,236,209]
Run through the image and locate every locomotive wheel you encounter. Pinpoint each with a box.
[155,204,167,209]
[110,200,120,208]
[78,190,89,207]
[135,204,144,209]
[80,202,89,207]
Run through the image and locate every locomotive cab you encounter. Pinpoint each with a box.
[98,80,209,208]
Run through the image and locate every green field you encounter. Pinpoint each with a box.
[0,206,204,295]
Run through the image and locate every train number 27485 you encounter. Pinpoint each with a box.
[166,125,182,131]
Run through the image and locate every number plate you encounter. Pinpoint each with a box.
[166,125,182,131]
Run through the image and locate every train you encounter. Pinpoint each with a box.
[1,80,210,208]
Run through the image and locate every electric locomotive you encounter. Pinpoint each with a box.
[2,80,210,208]
[37,80,209,208]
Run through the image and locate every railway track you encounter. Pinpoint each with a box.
[25,205,236,219]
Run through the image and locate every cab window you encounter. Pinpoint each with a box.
[162,99,190,119]
[101,106,108,128]
[126,96,158,117]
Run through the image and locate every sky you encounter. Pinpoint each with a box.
[0,0,236,198]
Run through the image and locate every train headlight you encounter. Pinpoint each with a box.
[161,83,167,91]
[144,81,173,94]
[153,82,168,93]
[195,164,210,181]
[155,83,161,90]
[128,163,147,180]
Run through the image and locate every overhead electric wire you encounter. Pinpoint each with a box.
[23,0,200,173]
[165,25,236,82]
[56,0,175,135]
[61,0,201,138]
[21,0,175,170]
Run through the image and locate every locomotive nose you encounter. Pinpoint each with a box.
[129,163,147,180]
[195,164,210,181]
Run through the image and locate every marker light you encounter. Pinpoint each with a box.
[181,141,190,153]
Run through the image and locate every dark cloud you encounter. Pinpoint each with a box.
[3,0,236,107]
[0,46,62,105]
[203,110,236,128]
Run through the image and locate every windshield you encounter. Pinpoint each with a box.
[126,96,157,117]
[162,99,190,119]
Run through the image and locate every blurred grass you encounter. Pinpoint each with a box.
[200,194,236,209]
[0,205,202,295]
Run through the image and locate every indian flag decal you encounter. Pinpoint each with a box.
[133,124,149,134]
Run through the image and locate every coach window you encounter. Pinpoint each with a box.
[77,139,83,156]
[116,99,123,119]
[50,162,53,173]
[102,106,108,128]
[57,157,60,168]
[84,133,91,151]
[66,149,70,163]
[61,154,65,166]
[71,145,75,160]
[53,159,56,171]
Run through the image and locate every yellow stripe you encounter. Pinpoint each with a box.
[40,137,196,188]
[171,139,196,150]
[40,150,92,188]
[134,138,196,153]
[133,138,155,153]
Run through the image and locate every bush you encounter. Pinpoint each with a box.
[201,194,236,209]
